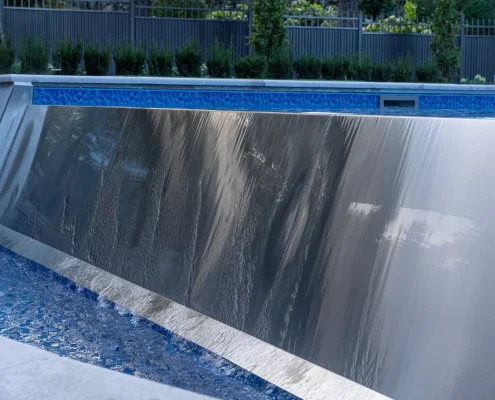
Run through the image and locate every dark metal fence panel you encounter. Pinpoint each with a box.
[362,33,433,66]
[135,18,249,59]
[4,8,129,54]
[288,27,358,59]
[463,36,495,80]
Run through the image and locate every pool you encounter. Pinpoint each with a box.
[0,246,295,400]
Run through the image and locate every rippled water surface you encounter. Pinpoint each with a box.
[0,247,296,400]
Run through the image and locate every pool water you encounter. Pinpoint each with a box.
[0,247,297,400]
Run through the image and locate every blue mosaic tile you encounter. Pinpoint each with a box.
[418,94,495,109]
[33,87,380,111]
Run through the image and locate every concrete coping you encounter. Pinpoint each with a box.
[2,74,495,93]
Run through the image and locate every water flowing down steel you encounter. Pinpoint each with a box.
[1,106,495,400]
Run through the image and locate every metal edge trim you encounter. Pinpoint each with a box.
[0,224,390,400]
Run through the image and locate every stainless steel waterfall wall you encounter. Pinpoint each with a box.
[1,105,494,400]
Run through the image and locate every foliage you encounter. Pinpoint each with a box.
[348,55,373,81]
[175,40,202,77]
[415,60,442,82]
[403,0,417,21]
[0,39,15,74]
[151,0,207,18]
[234,55,267,78]
[462,0,495,20]
[321,56,350,80]
[114,42,146,76]
[148,43,174,76]
[461,74,488,84]
[83,42,111,76]
[431,0,461,82]
[359,0,395,17]
[210,3,247,20]
[251,0,286,57]
[285,0,337,27]
[206,39,232,78]
[371,62,396,82]
[294,55,321,79]
[266,47,294,79]
[393,56,414,82]
[19,37,49,74]
[364,15,431,34]
[54,38,82,75]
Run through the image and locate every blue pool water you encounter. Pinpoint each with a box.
[0,247,297,400]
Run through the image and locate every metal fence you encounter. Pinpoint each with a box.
[0,0,494,80]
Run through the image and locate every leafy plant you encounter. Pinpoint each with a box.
[415,60,442,83]
[19,37,49,74]
[54,38,82,75]
[348,55,373,81]
[206,39,232,78]
[431,0,461,82]
[151,0,206,18]
[294,55,321,80]
[321,56,350,80]
[285,0,337,27]
[364,14,431,34]
[359,0,395,17]
[234,55,267,78]
[0,39,15,74]
[114,42,146,76]
[266,47,293,79]
[210,3,247,20]
[83,41,111,76]
[148,43,174,76]
[251,0,286,57]
[175,41,202,77]
[393,56,414,82]
[372,62,395,82]
[461,74,488,84]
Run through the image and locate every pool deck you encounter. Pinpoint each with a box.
[0,335,213,400]
[2,74,495,93]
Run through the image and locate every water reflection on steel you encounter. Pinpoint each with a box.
[1,106,495,400]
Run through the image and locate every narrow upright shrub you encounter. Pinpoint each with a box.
[206,39,232,78]
[266,47,293,79]
[321,56,349,80]
[19,37,49,74]
[348,55,372,81]
[251,0,286,57]
[148,43,174,76]
[293,55,321,80]
[114,42,146,76]
[430,0,460,82]
[83,41,111,76]
[54,38,82,75]
[0,39,15,74]
[175,41,202,77]
[372,62,395,82]
[393,56,414,82]
[234,55,266,79]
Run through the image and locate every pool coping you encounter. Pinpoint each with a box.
[0,224,390,400]
[2,74,495,94]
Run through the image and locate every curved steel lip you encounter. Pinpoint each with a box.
[0,224,390,400]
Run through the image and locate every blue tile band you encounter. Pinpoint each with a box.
[33,87,380,111]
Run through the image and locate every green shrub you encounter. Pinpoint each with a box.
[54,38,82,75]
[83,42,111,76]
[175,41,202,77]
[148,43,173,77]
[372,62,395,82]
[266,47,293,79]
[151,0,206,18]
[251,0,286,57]
[210,3,247,20]
[321,56,350,80]
[431,0,460,82]
[0,39,15,74]
[234,55,266,79]
[415,60,442,83]
[393,57,414,82]
[114,42,146,76]
[348,56,373,81]
[206,40,232,78]
[294,55,321,80]
[285,0,337,27]
[461,74,488,84]
[19,37,49,74]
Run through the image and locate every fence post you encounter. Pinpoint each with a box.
[130,0,136,45]
[248,0,253,55]
[460,13,465,81]
[0,0,5,42]
[358,13,363,57]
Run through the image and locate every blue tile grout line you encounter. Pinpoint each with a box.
[0,245,299,400]
[32,86,495,111]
